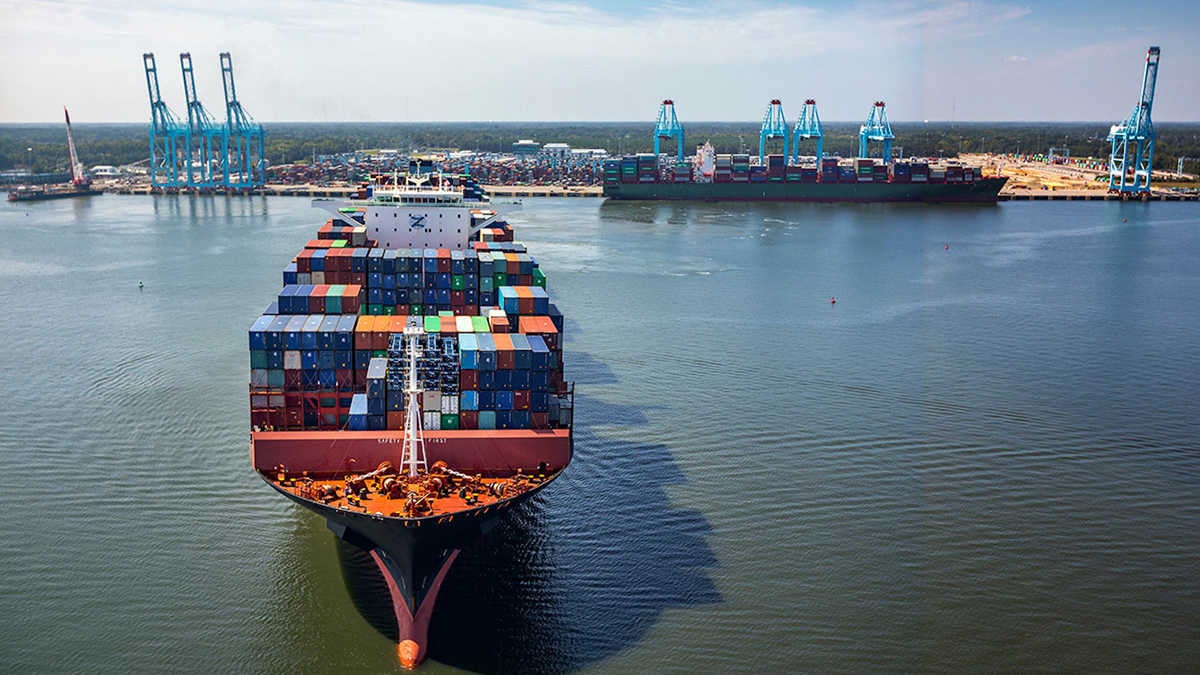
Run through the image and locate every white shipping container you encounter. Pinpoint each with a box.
[422,391,442,410]
[423,411,441,430]
[268,395,285,407]
[311,271,325,284]
[297,272,311,285]
[250,369,268,386]
[283,351,301,370]
[251,395,269,407]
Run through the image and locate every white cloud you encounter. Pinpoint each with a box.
[3,0,1194,122]
[1005,55,1031,62]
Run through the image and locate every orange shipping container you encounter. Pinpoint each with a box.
[354,315,374,350]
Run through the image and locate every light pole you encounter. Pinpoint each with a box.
[27,147,32,173]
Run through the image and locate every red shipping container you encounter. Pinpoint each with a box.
[460,411,478,429]
[513,390,530,410]
[531,412,549,429]
[395,304,408,316]
[437,249,451,273]
[489,315,510,333]
[284,370,303,391]
[296,249,313,273]
[451,290,465,306]
[493,333,515,369]
[285,408,303,429]
[518,274,532,286]
[335,369,354,388]
[460,370,478,390]
[349,273,365,286]
[387,411,406,430]
[439,316,458,334]
[250,410,270,428]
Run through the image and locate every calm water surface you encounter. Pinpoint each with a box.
[1,195,1198,673]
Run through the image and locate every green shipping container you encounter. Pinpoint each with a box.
[424,316,441,333]
[325,297,342,314]
[251,351,268,368]
[478,410,496,430]
[372,350,387,358]
[471,315,490,332]
[410,304,422,315]
[532,269,546,287]
[368,304,383,315]
[382,305,395,315]
[480,276,494,293]
[440,413,460,430]
[493,272,507,288]
[451,275,464,290]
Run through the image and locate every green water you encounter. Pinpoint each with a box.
[1,195,1198,673]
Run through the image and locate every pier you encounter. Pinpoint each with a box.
[102,183,605,198]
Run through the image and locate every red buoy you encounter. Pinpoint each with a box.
[830,296,836,304]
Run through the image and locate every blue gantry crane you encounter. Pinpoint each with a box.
[759,99,789,164]
[792,99,823,162]
[180,52,225,188]
[653,100,685,159]
[220,52,266,189]
[1107,46,1160,193]
[143,53,188,189]
[859,101,894,163]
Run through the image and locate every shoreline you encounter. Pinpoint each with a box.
[92,183,1199,202]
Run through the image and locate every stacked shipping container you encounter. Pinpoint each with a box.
[248,220,570,433]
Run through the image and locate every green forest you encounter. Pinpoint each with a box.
[3,121,1199,175]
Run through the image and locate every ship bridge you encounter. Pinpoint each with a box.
[313,183,501,250]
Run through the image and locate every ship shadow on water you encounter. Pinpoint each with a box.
[334,350,722,673]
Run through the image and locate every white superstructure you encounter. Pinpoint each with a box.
[313,175,500,250]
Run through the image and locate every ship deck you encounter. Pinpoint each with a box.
[265,461,557,520]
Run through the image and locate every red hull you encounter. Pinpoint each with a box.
[251,428,572,475]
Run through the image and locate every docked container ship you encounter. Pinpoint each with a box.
[602,145,1006,202]
[248,175,573,669]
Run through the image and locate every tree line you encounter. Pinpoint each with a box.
[3,121,1199,174]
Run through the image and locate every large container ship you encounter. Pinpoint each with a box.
[603,145,1006,202]
[248,175,573,669]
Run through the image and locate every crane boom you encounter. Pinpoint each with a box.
[64,107,88,187]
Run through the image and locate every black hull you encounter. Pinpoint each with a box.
[265,468,565,668]
[7,188,102,202]
[268,474,557,606]
[603,176,1007,203]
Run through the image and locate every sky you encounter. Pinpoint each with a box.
[1,0,1197,123]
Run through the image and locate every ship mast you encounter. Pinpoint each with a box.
[401,326,427,478]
